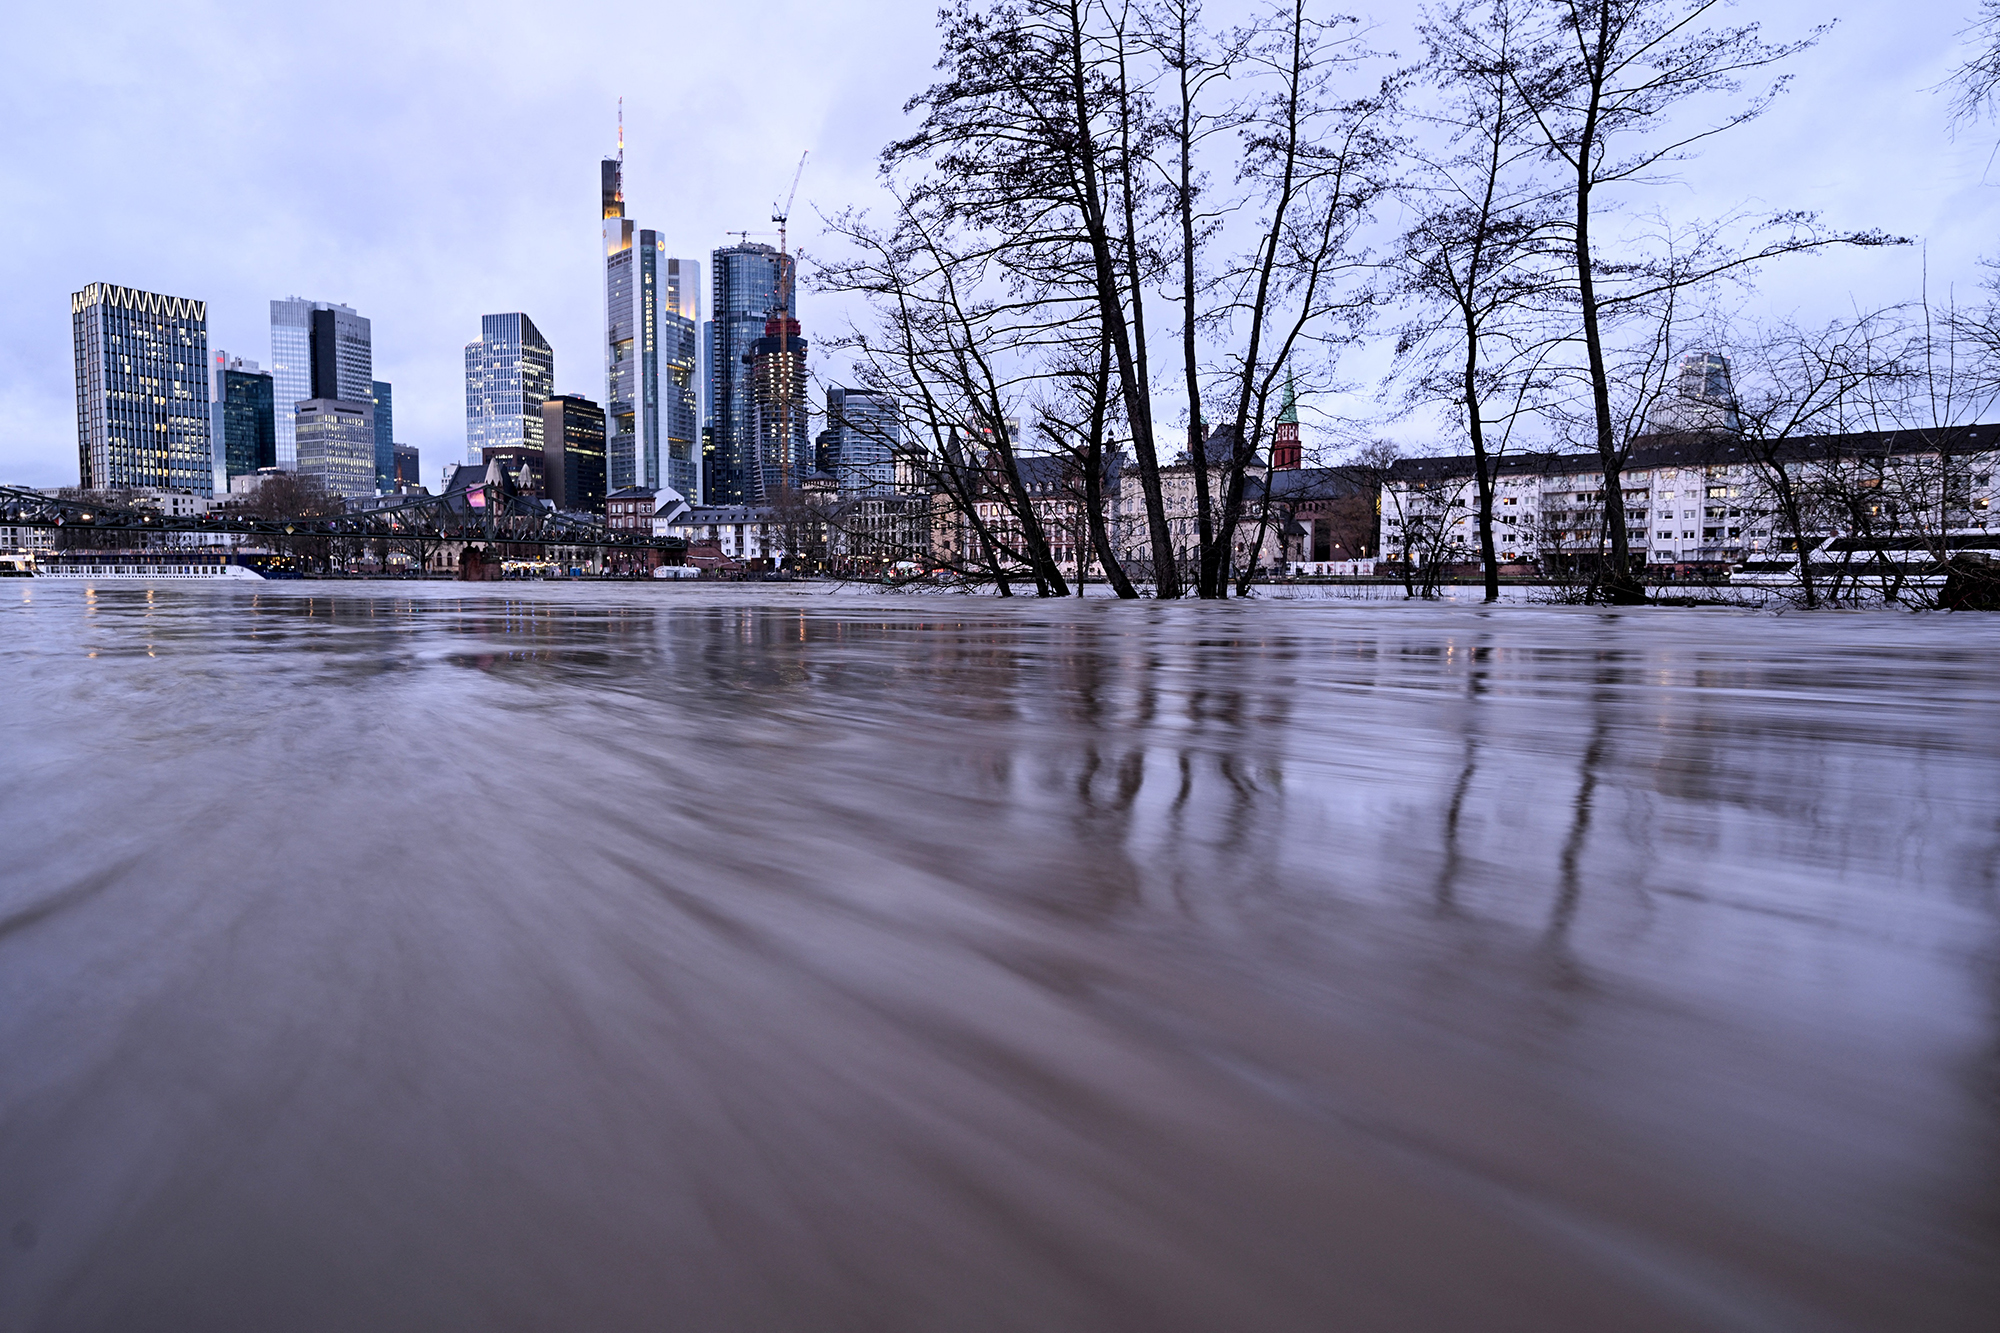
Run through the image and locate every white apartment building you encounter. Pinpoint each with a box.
[1380,428,1999,570]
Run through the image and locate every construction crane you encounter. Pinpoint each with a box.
[770,152,808,494]
[772,151,808,261]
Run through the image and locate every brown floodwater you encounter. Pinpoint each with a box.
[0,583,1995,1331]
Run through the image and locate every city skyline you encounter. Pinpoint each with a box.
[0,1,1991,489]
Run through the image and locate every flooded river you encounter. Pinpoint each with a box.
[1,583,1995,1331]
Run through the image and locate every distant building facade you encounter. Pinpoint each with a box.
[209,351,275,492]
[708,242,788,505]
[72,283,212,494]
[481,446,546,499]
[371,380,395,493]
[1374,426,1999,572]
[1651,350,1740,435]
[541,394,608,513]
[393,444,421,490]
[465,313,554,463]
[748,313,811,500]
[270,298,371,469]
[295,397,376,499]
[1271,380,1302,470]
[605,486,656,534]
[827,386,901,497]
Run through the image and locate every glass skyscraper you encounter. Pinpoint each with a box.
[269,298,372,469]
[601,155,701,499]
[71,283,212,494]
[465,313,554,462]
[541,394,608,513]
[708,242,789,505]
[209,351,276,491]
[371,381,395,493]
[828,386,901,497]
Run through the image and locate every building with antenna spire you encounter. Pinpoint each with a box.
[601,106,700,499]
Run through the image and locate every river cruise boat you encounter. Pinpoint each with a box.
[1731,533,2000,592]
[35,552,267,581]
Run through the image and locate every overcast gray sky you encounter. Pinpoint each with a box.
[0,0,1990,487]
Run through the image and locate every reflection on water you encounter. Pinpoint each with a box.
[1,583,1996,1331]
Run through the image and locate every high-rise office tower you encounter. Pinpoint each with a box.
[541,394,608,513]
[464,313,554,462]
[270,298,372,469]
[209,352,276,491]
[708,242,789,504]
[661,257,700,499]
[827,386,901,497]
[393,444,420,490]
[601,151,701,498]
[748,312,811,497]
[1652,350,1739,434]
[371,381,395,492]
[295,397,376,499]
[71,283,212,494]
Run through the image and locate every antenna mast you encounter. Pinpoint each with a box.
[617,96,624,164]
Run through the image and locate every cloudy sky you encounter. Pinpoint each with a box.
[0,0,1991,487]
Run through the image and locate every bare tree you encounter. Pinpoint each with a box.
[1725,312,1907,607]
[888,0,1182,594]
[1946,0,2000,128]
[1393,0,1565,602]
[820,202,1073,594]
[1203,2,1397,598]
[1511,0,1898,602]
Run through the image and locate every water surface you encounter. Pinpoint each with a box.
[1,584,1995,1331]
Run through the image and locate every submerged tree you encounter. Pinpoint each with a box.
[1510,0,1899,602]
[1393,0,1565,602]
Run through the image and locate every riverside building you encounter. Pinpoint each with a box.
[71,283,213,495]
[1376,426,1999,572]
[270,299,372,469]
[464,313,554,463]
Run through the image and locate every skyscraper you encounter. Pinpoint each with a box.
[709,242,789,504]
[541,394,608,513]
[827,386,900,497]
[1653,350,1740,434]
[601,152,701,498]
[270,298,371,468]
[71,283,212,494]
[465,313,554,462]
[371,381,395,493]
[295,397,376,499]
[748,313,811,497]
[662,257,701,500]
[209,352,276,491]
